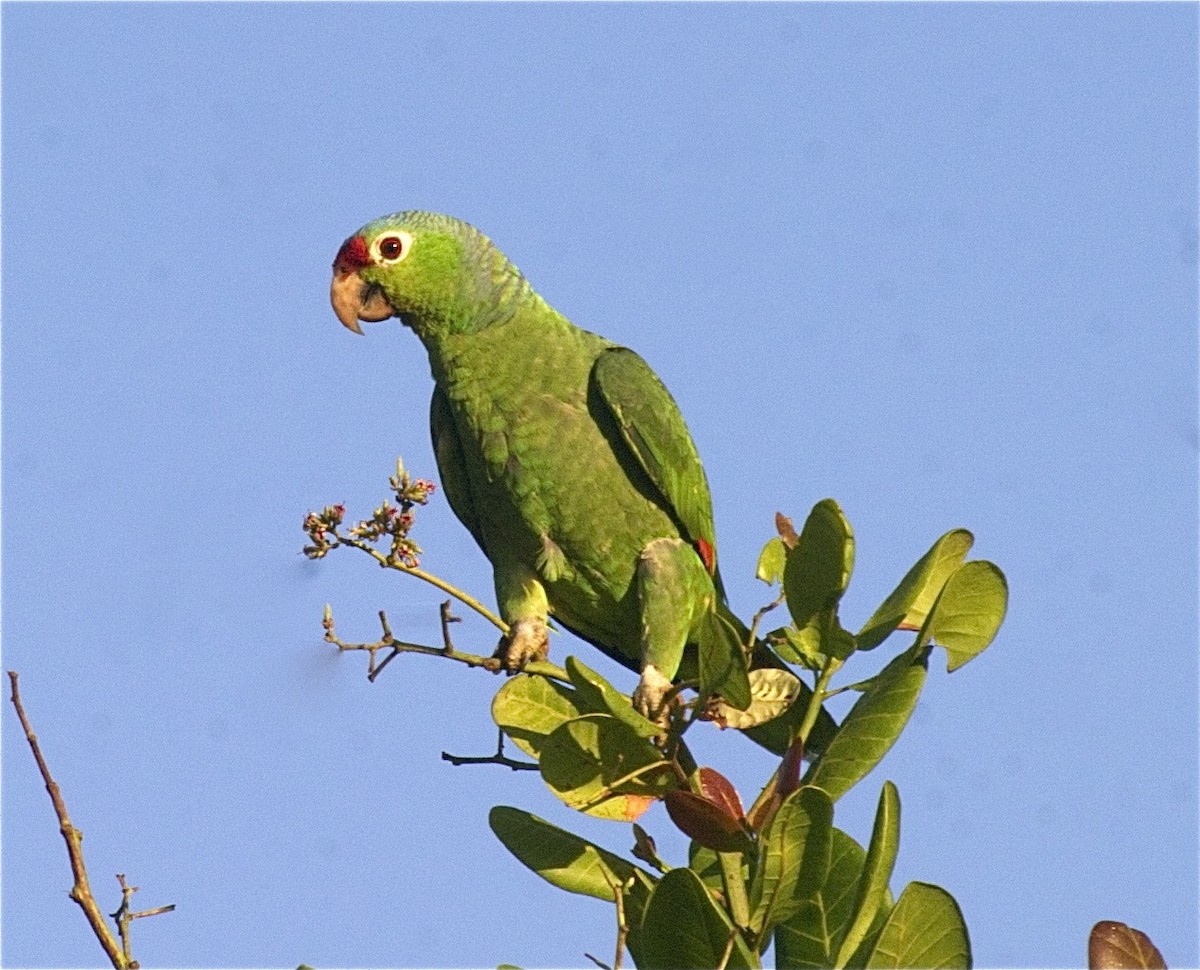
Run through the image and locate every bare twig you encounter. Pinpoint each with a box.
[439,600,460,654]
[584,953,612,970]
[442,729,538,771]
[7,672,173,970]
[747,590,786,648]
[111,873,176,964]
[323,606,569,684]
[612,876,629,970]
[330,530,508,633]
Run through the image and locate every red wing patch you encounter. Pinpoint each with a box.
[696,537,716,575]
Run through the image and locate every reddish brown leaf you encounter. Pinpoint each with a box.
[1089,921,1167,969]
[777,737,805,799]
[663,789,750,853]
[775,512,799,549]
[698,767,746,821]
[747,737,806,833]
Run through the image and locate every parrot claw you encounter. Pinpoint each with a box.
[493,617,550,672]
[632,663,675,725]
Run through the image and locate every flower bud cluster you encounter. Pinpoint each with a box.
[302,504,347,559]
[302,459,438,568]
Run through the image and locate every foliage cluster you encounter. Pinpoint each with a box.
[308,463,1009,969]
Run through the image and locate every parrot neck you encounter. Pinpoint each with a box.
[401,232,545,342]
[419,291,569,390]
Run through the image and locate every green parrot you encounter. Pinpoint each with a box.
[330,212,827,744]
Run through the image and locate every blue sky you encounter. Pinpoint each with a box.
[2,3,1196,968]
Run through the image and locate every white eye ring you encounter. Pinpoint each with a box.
[372,231,413,265]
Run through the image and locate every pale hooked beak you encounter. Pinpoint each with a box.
[330,270,395,335]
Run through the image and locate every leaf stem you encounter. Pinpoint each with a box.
[717,851,752,931]
[795,658,842,748]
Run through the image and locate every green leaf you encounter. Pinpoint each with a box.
[783,500,855,630]
[857,530,974,651]
[565,656,662,738]
[774,828,871,970]
[757,536,787,585]
[491,675,584,759]
[774,624,827,670]
[749,786,834,936]
[488,806,655,904]
[715,668,802,730]
[539,714,675,820]
[688,841,727,896]
[918,561,1008,671]
[834,782,901,967]
[804,655,926,802]
[863,881,970,969]
[698,609,752,711]
[637,867,757,970]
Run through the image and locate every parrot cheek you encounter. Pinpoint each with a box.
[330,270,395,335]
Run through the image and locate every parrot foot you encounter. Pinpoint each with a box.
[493,617,550,672]
[632,663,675,725]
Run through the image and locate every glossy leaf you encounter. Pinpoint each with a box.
[783,499,855,630]
[716,668,802,729]
[804,655,926,802]
[1088,921,1167,969]
[774,624,828,671]
[749,786,834,936]
[698,609,752,710]
[863,881,970,969]
[565,656,662,738]
[857,530,974,651]
[699,767,747,820]
[539,714,674,820]
[488,806,655,904]
[918,561,1008,671]
[491,675,585,759]
[664,789,751,853]
[637,867,757,970]
[774,828,870,969]
[757,536,788,585]
[834,782,901,967]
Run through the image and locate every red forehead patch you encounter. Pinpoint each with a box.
[333,235,371,275]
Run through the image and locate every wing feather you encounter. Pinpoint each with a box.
[591,346,717,566]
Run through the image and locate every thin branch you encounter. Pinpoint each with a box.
[324,606,569,683]
[332,531,508,633]
[747,590,786,648]
[442,730,539,771]
[8,673,144,969]
[612,876,629,970]
[439,600,460,654]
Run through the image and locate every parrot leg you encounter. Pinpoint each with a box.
[492,564,551,671]
[631,537,713,721]
[494,617,550,671]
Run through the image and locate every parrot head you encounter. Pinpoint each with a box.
[331,211,519,338]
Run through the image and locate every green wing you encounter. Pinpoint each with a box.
[430,386,487,551]
[591,346,717,562]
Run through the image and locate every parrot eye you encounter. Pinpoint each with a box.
[373,232,412,265]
